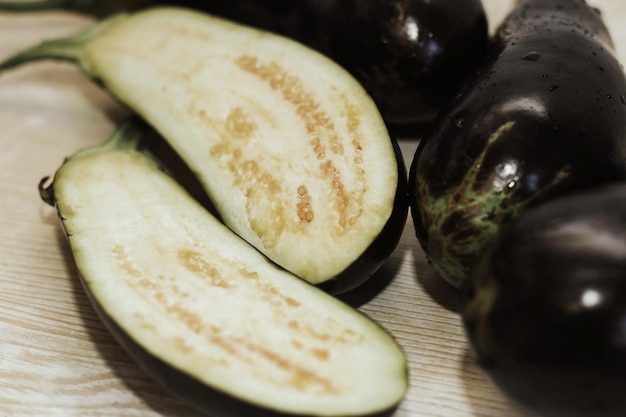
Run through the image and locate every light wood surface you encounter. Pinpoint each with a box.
[1,1,625,416]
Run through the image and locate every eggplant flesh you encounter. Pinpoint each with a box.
[40,121,408,417]
[0,7,407,292]
[409,0,626,288]
[463,183,626,417]
[0,0,489,127]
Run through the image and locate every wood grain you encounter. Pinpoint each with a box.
[0,2,624,416]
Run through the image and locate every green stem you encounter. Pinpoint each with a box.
[38,118,144,206]
[101,118,144,152]
[0,13,127,75]
[0,0,71,12]
[75,117,144,158]
[38,176,55,206]
[0,0,163,17]
[0,0,122,16]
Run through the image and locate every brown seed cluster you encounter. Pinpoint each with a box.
[234,55,365,234]
[297,185,314,224]
[118,245,342,392]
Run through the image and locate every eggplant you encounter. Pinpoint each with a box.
[0,7,408,293]
[462,183,626,417]
[409,0,626,288]
[0,0,489,127]
[39,120,408,417]
[316,0,489,126]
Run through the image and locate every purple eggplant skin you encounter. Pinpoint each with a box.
[316,0,489,127]
[408,0,626,289]
[462,183,626,417]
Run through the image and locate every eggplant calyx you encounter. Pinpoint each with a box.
[416,120,572,287]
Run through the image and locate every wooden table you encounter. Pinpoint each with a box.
[1,1,625,416]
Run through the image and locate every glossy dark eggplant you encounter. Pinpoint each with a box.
[463,183,626,417]
[0,7,409,293]
[39,120,409,417]
[409,0,626,288]
[317,0,489,126]
[0,0,489,127]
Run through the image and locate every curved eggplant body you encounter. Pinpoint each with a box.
[42,122,408,417]
[409,0,626,288]
[463,183,626,417]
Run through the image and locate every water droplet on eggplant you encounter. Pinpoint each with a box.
[549,85,560,92]
[522,52,541,61]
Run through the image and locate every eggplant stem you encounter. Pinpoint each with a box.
[38,119,144,207]
[0,0,68,11]
[38,176,55,206]
[0,0,111,15]
[102,118,143,152]
[75,118,144,159]
[0,13,126,75]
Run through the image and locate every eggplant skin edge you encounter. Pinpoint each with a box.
[78,274,403,417]
[320,138,408,295]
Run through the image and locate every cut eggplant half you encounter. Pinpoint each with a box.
[1,7,407,292]
[39,121,408,417]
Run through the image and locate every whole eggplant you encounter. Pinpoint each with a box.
[463,183,626,417]
[0,0,489,127]
[409,0,626,288]
[313,0,489,126]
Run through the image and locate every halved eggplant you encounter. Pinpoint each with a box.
[409,0,626,288]
[0,0,490,127]
[0,7,408,293]
[463,183,626,417]
[39,120,408,417]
